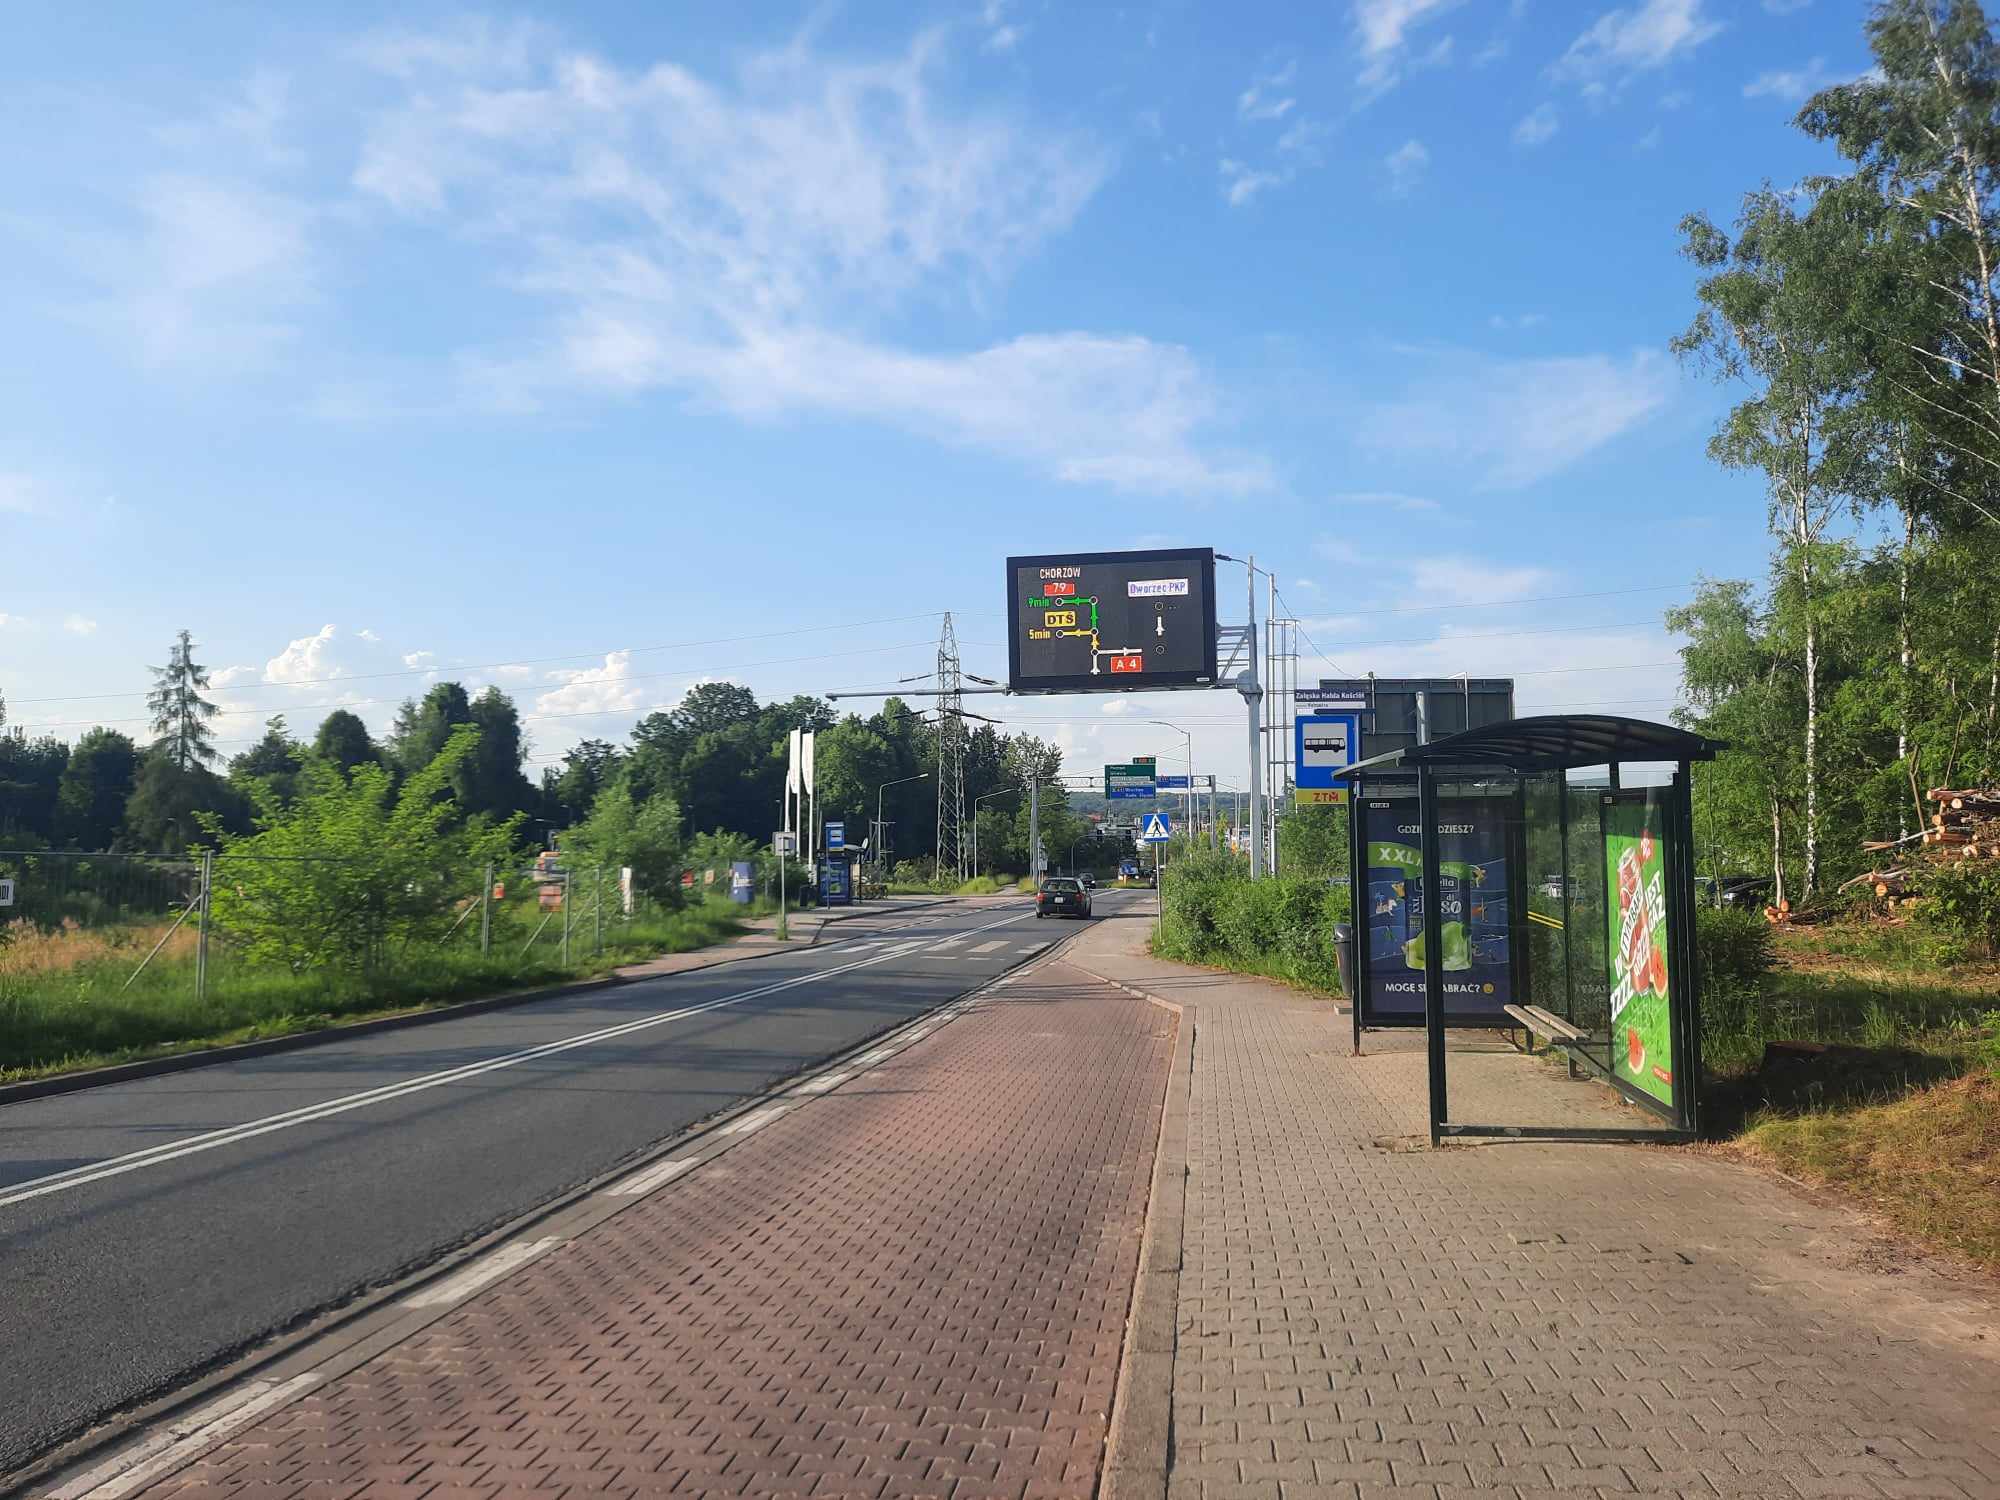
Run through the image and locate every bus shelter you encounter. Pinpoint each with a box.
[1338,715,1724,1144]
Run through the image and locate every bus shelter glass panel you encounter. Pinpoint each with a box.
[1352,774,1523,1029]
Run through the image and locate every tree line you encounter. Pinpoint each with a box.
[1673,0,2000,907]
[0,631,1105,882]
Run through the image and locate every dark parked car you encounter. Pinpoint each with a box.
[1036,876,1092,919]
[1716,875,1773,909]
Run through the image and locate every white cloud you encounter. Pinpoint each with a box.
[0,613,24,630]
[981,0,1025,53]
[1488,312,1548,331]
[262,624,346,685]
[1238,60,1298,121]
[1744,58,1829,102]
[1276,117,1331,162]
[1660,88,1692,109]
[1220,159,1285,207]
[1353,0,1461,100]
[1513,102,1560,147]
[341,26,1263,495]
[1385,139,1430,197]
[212,664,260,688]
[62,614,98,636]
[81,173,316,370]
[1637,124,1664,151]
[1331,490,1442,511]
[536,650,654,719]
[1359,348,1673,489]
[402,650,435,669]
[1407,557,1555,601]
[1559,0,1722,79]
[356,627,381,643]
[1763,0,1811,12]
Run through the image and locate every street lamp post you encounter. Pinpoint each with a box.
[1148,720,1194,840]
[971,785,1022,879]
[872,772,931,898]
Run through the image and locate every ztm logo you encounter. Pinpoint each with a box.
[1108,655,1145,673]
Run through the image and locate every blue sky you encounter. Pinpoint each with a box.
[0,0,1869,786]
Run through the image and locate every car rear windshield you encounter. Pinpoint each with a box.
[1044,879,1081,892]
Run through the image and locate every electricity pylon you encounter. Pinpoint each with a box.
[935,613,968,884]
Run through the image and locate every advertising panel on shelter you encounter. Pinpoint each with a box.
[1006,548,1218,694]
[1602,792,1676,1107]
[1358,794,1514,1023]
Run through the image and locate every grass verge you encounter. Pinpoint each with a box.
[1738,1070,2000,1269]
[0,901,752,1085]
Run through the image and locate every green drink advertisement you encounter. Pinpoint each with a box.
[1603,794,1674,1105]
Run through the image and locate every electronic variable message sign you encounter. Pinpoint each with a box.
[1007,548,1218,695]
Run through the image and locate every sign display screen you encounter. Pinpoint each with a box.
[1358,793,1515,1024]
[1006,548,1218,694]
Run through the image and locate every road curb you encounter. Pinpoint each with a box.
[0,899,964,1110]
[5,905,1069,1499]
[1090,958,1192,1500]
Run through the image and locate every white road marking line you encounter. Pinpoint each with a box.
[607,1156,699,1197]
[996,976,1020,986]
[49,1373,328,1500]
[1021,941,1050,953]
[928,937,965,951]
[851,1047,895,1066]
[402,1237,564,1311]
[968,940,1006,954]
[0,923,1016,1213]
[794,1071,850,1095]
[721,1105,788,1136]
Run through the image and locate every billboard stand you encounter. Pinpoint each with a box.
[1338,715,1724,1146]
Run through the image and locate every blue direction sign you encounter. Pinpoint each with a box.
[1105,762,1156,799]
[1139,813,1173,843]
[825,821,845,850]
[1155,774,1190,790]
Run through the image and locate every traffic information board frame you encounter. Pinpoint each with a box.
[1006,548,1219,694]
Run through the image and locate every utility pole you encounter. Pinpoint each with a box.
[1244,556,1266,878]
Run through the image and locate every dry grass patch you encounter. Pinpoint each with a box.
[0,918,192,978]
[1742,1071,2000,1271]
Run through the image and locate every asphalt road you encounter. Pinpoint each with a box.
[0,892,1125,1477]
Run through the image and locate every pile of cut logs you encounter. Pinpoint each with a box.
[1837,786,2000,916]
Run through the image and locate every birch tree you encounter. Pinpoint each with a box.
[1676,192,1871,898]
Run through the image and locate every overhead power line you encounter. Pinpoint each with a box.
[5,611,956,706]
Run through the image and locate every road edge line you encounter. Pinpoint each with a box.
[7,909,1063,1500]
[1086,956,1192,1500]
[0,899,972,1111]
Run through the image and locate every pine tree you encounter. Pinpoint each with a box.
[147,629,220,770]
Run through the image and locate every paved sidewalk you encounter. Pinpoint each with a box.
[98,958,1173,1500]
[1069,908,2000,1500]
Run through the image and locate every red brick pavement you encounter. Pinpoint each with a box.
[135,964,1174,1500]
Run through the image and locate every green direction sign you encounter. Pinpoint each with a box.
[1105,762,1157,799]
[1603,795,1675,1107]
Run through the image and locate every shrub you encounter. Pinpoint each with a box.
[1916,861,2000,955]
[1697,904,1776,988]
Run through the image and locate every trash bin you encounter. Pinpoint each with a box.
[1333,922,1355,1001]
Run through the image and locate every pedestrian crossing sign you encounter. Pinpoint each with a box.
[1139,813,1172,843]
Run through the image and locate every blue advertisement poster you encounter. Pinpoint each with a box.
[1360,795,1513,1023]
